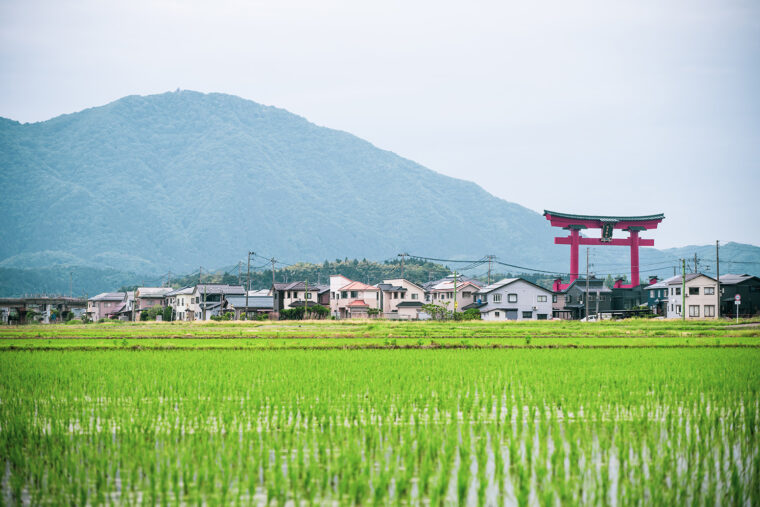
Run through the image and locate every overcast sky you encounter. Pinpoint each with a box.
[1,0,758,248]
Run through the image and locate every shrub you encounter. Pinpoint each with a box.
[462,308,482,320]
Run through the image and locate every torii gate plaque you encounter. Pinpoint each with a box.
[543,211,665,290]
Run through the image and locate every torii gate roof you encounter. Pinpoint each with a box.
[543,210,665,230]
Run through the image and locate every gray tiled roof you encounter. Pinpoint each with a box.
[667,273,716,285]
[225,296,274,309]
[272,282,329,293]
[377,284,406,291]
[89,292,126,301]
[395,301,423,308]
[719,274,760,285]
[165,286,194,296]
[193,284,245,295]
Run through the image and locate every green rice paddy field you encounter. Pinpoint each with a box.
[1,320,759,504]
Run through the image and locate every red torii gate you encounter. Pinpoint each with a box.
[544,210,665,291]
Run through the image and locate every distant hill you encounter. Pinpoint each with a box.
[1,90,758,296]
[0,90,556,274]
[659,242,760,279]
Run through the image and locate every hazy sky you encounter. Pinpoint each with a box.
[2,0,758,248]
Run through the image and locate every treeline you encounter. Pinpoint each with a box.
[165,258,451,290]
[157,258,560,291]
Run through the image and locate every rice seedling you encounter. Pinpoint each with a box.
[0,347,757,504]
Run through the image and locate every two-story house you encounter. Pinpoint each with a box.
[467,278,553,320]
[329,275,380,319]
[424,275,482,312]
[87,292,126,321]
[134,287,173,318]
[271,281,330,317]
[666,274,718,319]
[166,286,194,321]
[552,277,612,320]
[188,284,245,320]
[719,274,760,317]
[377,278,426,319]
[644,276,679,316]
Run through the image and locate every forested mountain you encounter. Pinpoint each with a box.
[1,90,758,296]
[0,90,555,274]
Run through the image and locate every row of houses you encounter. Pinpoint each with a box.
[86,271,760,322]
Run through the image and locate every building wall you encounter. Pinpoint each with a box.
[719,281,760,317]
[380,279,425,316]
[667,276,718,319]
[276,289,322,310]
[479,280,553,321]
[429,283,479,312]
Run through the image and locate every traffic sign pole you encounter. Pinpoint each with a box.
[735,294,741,323]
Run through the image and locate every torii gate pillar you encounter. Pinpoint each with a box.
[544,211,665,291]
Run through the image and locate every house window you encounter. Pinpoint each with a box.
[494,311,500,318]
[393,292,398,299]
[508,294,518,303]
[351,291,358,298]
[306,293,312,300]
[331,292,335,299]
[567,295,572,304]
[552,295,557,303]
[704,287,715,295]
[704,305,715,317]
[675,288,681,295]
[676,305,681,314]
[493,294,502,303]
[537,314,547,320]
[411,293,418,300]
[689,305,699,317]
[537,295,547,302]
[448,292,453,298]
[341,291,347,298]
[689,287,699,296]
[522,311,532,319]
[463,292,471,298]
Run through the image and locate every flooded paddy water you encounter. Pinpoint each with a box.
[1,348,758,504]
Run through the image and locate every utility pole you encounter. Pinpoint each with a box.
[132,289,137,322]
[398,253,408,279]
[486,255,495,285]
[681,259,686,321]
[716,241,720,318]
[585,248,590,321]
[304,278,309,320]
[694,253,699,274]
[202,284,207,321]
[453,270,458,317]
[246,252,252,320]
[271,258,277,288]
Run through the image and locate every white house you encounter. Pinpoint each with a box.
[666,274,718,319]
[166,286,194,321]
[468,278,553,321]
